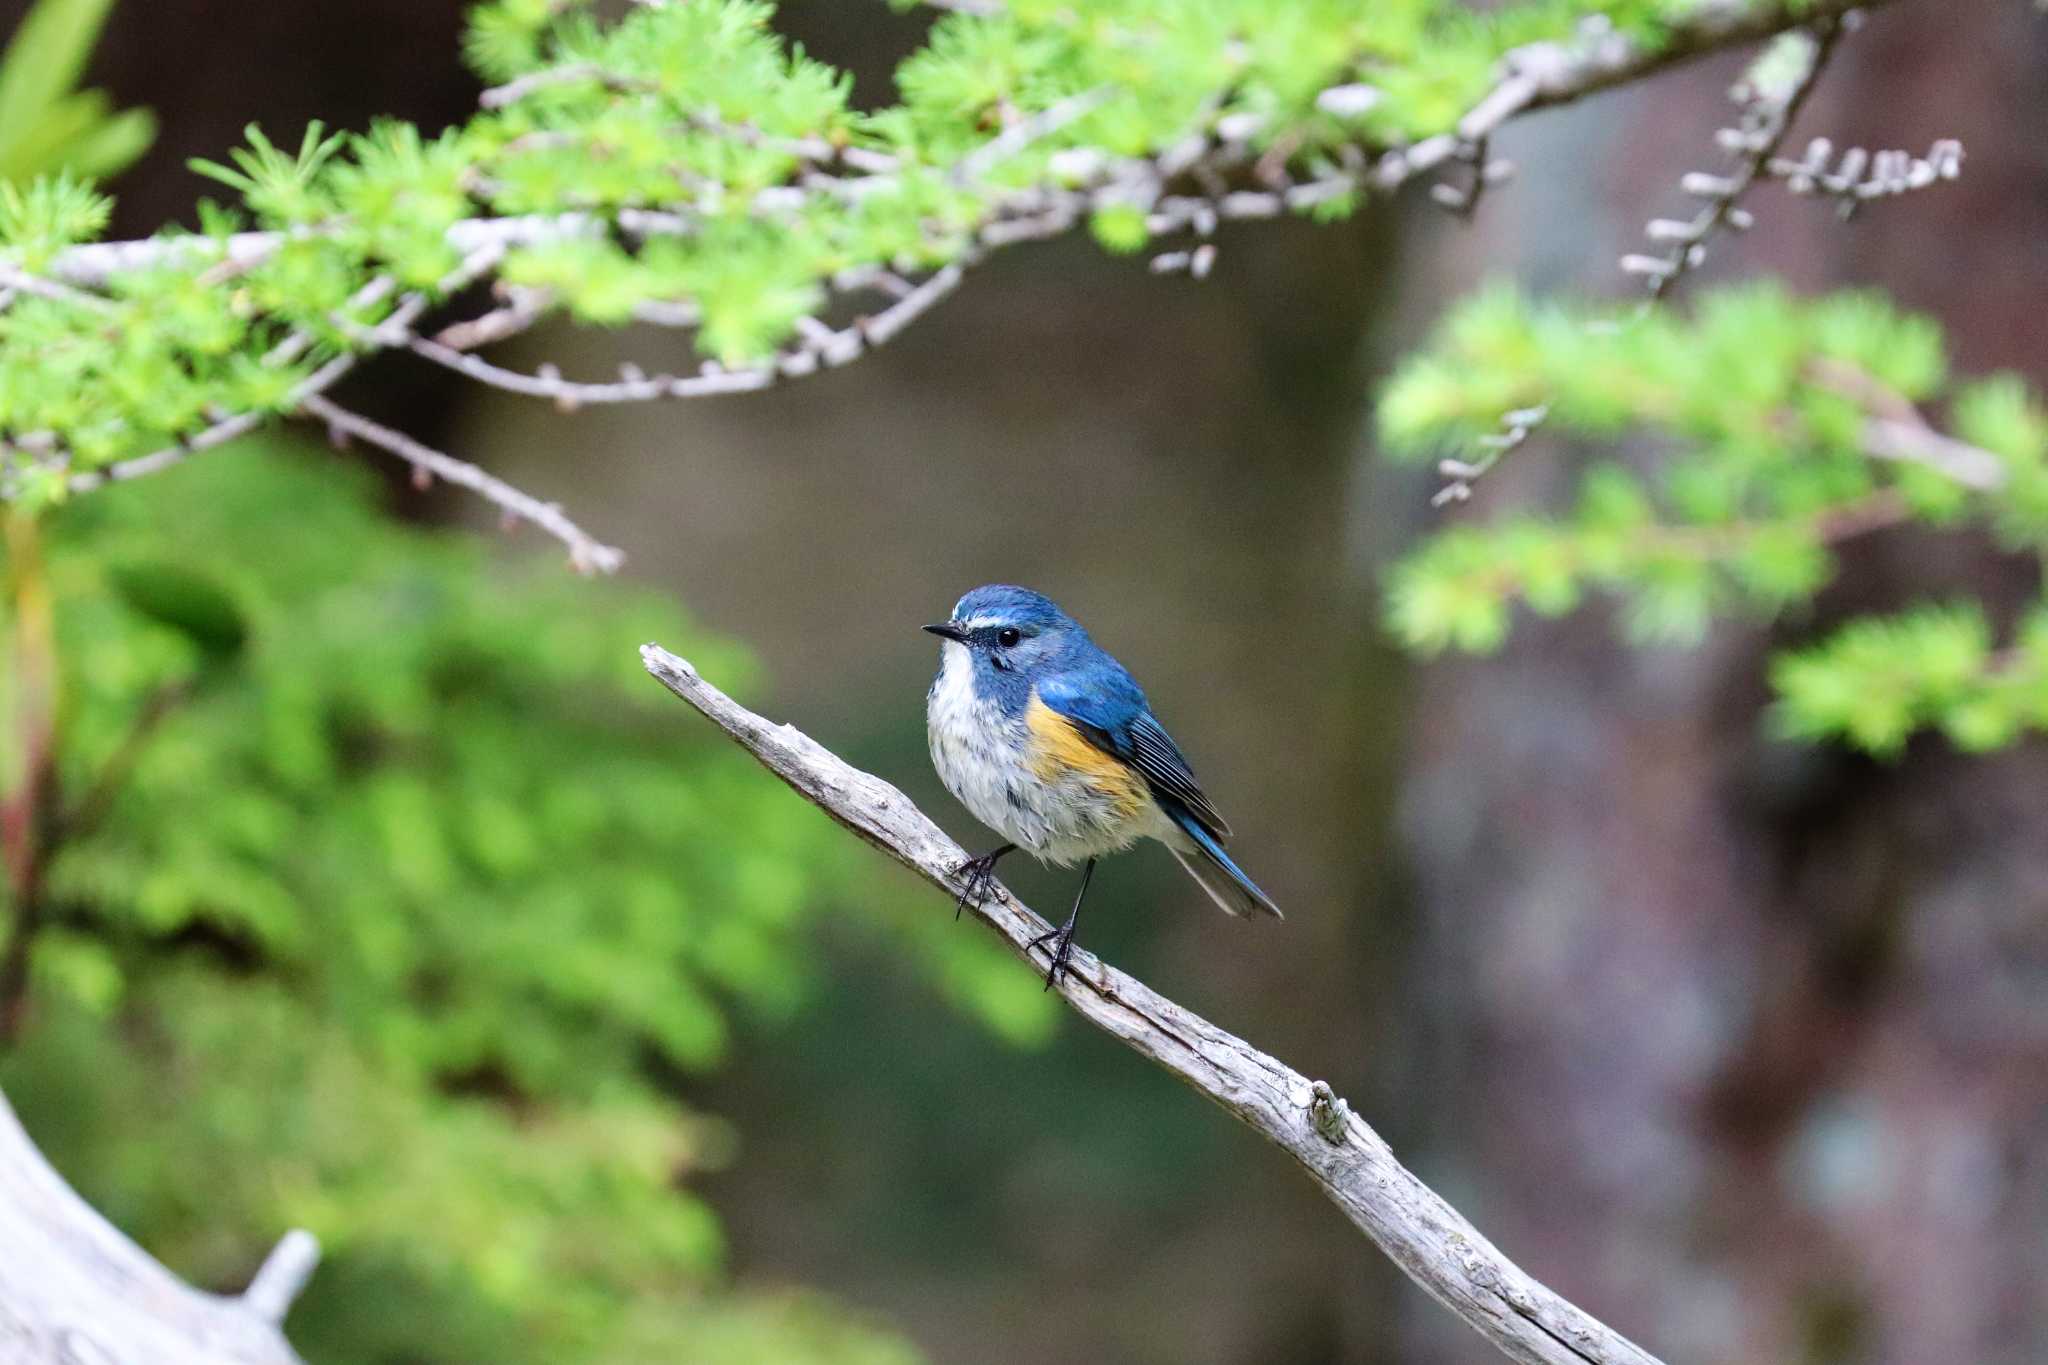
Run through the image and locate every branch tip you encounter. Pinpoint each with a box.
[242,1228,321,1324]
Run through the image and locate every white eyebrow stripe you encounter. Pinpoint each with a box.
[961,615,1004,629]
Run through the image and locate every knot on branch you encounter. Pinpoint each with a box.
[1307,1080,1353,1143]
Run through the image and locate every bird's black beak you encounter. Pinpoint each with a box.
[923,622,969,643]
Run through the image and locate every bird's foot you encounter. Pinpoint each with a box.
[950,847,1009,921]
[1025,921,1080,991]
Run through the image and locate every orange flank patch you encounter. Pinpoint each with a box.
[1025,696,1149,817]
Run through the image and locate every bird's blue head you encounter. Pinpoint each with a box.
[924,585,1091,710]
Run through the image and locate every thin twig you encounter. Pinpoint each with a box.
[1428,135,1516,219]
[299,395,624,574]
[431,287,554,352]
[0,263,117,314]
[1861,419,2010,491]
[1766,136,1964,216]
[949,87,1112,187]
[1624,19,1847,299]
[479,63,654,109]
[60,404,286,494]
[403,263,966,407]
[1434,404,1549,506]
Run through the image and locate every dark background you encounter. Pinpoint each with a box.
[21,2,2048,1361]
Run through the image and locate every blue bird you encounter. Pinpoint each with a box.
[925,585,1281,988]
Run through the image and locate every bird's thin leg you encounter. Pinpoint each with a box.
[950,842,1016,920]
[1025,857,1096,991]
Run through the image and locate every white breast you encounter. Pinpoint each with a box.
[926,644,1171,866]
[927,643,1029,845]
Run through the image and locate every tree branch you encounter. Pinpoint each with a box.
[1624,18,1849,298]
[637,643,1665,1365]
[36,0,1895,294]
[0,1087,314,1363]
[4,0,1900,551]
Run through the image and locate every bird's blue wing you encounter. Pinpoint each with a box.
[1036,671,1233,840]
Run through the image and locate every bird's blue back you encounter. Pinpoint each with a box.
[948,586,1232,840]
[929,584,1278,918]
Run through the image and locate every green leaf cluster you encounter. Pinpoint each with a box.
[1771,603,2048,755]
[3,0,1811,485]
[1381,285,2048,754]
[0,441,949,1363]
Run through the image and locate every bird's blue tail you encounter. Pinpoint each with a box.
[1164,808,1282,919]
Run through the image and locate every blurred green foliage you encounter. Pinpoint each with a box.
[0,0,154,184]
[0,6,1051,1351]
[0,444,944,1362]
[1381,285,2048,755]
[2,0,2028,1355]
[0,0,1798,499]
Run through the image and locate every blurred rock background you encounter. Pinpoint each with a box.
[14,1,2046,1361]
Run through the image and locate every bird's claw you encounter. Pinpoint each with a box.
[950,850,1005,921]
[1025,922,1079,991]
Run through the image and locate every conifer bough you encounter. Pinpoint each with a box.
[0,0,1889,571]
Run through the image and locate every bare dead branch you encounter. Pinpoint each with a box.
[241,1230,322,1327]
[0,1088,313,1363]
[638,642,1668,1365]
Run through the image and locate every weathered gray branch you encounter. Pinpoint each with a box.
[638,643,1665,1365]
[0,1089,314,1364]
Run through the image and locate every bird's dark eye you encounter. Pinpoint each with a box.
[997,627,1021,648]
